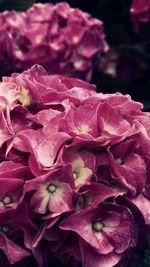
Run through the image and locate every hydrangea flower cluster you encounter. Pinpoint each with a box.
[0,64,150,267]
[130,0,150,32]
[0,2,108,80]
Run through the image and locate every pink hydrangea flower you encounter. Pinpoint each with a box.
[25,165,74,214]
[0,202,37,264]
[60,204,137,267]
[0,64,150,266]
[0,3,108,80]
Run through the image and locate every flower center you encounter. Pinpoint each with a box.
[77,124,90,134]
[72,36,79,44]
[3,195,12,205]
[0,224,10,233]
[47,184,57,193]
[116,157,124,165]
[78,196,87,209]
[18,87,32,107]
[92,221,103,232]
[74,58,84,69]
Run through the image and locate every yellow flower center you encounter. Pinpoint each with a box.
[18,87,32,107]
[116,157,124,165]
[47,184,57,193]
[92,221,103,232]
[3,195,12,205]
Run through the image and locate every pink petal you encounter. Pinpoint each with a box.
[0,235,30,264]
[79,238,122,267]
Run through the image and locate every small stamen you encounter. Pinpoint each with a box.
[78,196,87,209]
[116,157,124,165]
[1,224,10,233]
[47,184,56,193]
[3,195,12,205]
[74,58,84,69]
[92,221,103,232]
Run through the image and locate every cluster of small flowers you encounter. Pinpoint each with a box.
[0,64,150,267]
[130,0,150,32]
[0,2,108,80]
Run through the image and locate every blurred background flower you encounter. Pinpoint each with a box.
[130,0,150,32]
[0,1,108,81]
